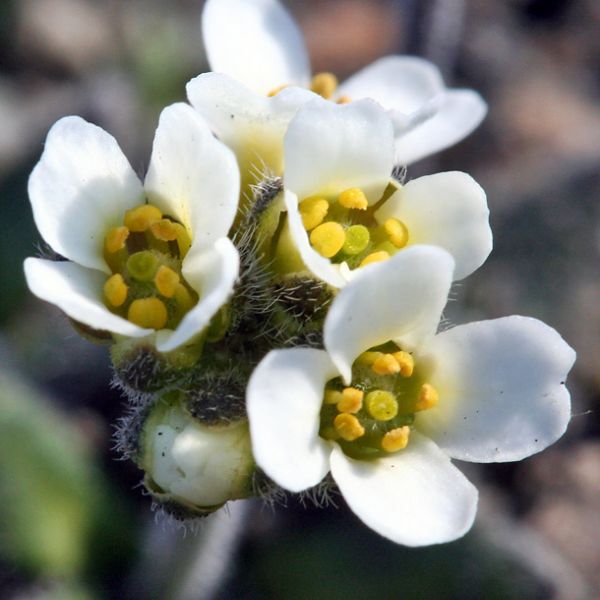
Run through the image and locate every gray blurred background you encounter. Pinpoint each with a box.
[1,0,599,598]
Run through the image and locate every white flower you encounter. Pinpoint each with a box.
[141,396,254,511]
[196,0,487,167]
[247,246,575,546]
[276,98,491,287]
[24,103,240,353]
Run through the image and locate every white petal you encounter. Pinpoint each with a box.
[144,103,240,245]
[247,348,338,492]
[375,172,492,280]
[187,73,315,178]
[156,237,239,352]
[417,316,576,463]
[23,258,150,337]
[330,433,478,546]
[284,98,394,203]
[284,190,347,288]
[28,116,144,273]
[324,246,454,384]
[337,56,443,114]
[394,89,487,165]
[202,0,311,95]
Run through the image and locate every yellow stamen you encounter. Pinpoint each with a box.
[359,251,390,268]
[342,225,370,255]
[365,390,398,421]
[267,84,289,97]
[103,273,128,307]
[337,95,352,105]
[384,218,409,249]
[172,223,192,258]
[357,351,382,365]
[127,251,160,282]
[154,265,180,298]
[310,72,338,99]
[334,413,365,441]
[324,389,343,405]
[338,188,368,210]
[150,219,179,242]
[105,226,130,254]
[127,297,168,329]
[381,426,410,452]
[371,353,400,375]
[124,204,162,232]
[309,222,346,258]
[174,283,195,312]
[393,351,414,377]
[299,196,329,231]
[415,383,439,411]
[337,387,364,414]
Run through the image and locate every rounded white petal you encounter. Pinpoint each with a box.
[337,56,443,114]
[284,190,347,288]
[394,89,487,165]
[324,246,454,384]
[330,433,478,546]
[202,0,311,95]
[156,237,239,353]
[187,73,316,178]
[23,258,151,337]
[247,348,338,492]
[375,172,492,280]
[28,116,144,273]
[144,103,240,244]
[417,316,576,463]
[284,98,394,203]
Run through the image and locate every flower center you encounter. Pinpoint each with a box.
[319,344,438,459]
[267,72,351,104]
[102,203,198,331]
[299,187,409,269]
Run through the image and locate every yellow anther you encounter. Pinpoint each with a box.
[151,219,179,242]
[127,251,160,282]
[104,226,130,254]
[127,297,168,329]
[392,351,414,377]
[384,218,409,249]
[124,204,162,232]
[103,273,128,307]
[309,222,346,258]
[324,389,343,405]
[371,353,401,375]
[338,188,368,210]
[337,387,364,414]
[172,223,192,258]
[334,413,365,441]
[299,196,329,231]
[357,351,383,365]
[359,251,390,268]
[381,426,410,452]
[337,95,352,105]
[310,72,338,99]
[366,390,398,421]
[342,225,370,255]
[174,283,195,312]
[415,383,439,411]
[154,265,180,298]
[267,84,289,97]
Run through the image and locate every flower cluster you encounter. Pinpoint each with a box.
[24,0,575,544]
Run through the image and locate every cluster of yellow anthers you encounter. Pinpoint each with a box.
[103,204,197,330]
[319,348,439,457]
[299,187,409,269]
[268,72,351,104]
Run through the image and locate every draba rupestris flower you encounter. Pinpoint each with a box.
[198,0,487,166]
[24,103,240,353]
[268,98,491,287]
[247,246,575,546]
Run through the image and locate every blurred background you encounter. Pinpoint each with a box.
[1,0,599,598]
